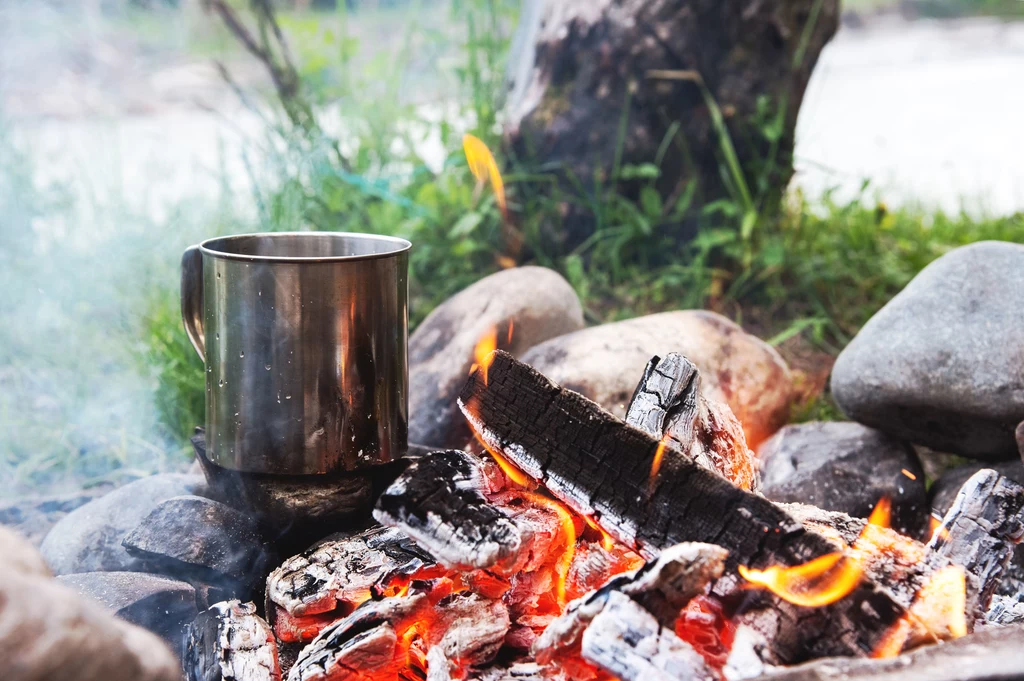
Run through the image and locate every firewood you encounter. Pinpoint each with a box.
[287,593,429,681]
[184,600,282,681]
[266,526,434,642]
[751,623,1024,681]
[580,591,716,681]
[373,450,524,570]
[471,663,545,681]
[534,542,727,667]
[927,469,1024,613]
[625,353,759,491]
[458,351,909,662]
[424,593,511,681]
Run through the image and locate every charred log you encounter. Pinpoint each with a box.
[183,600,282,681]
[459,351,909,661]
[534,542,727,666]
[373,450,523,570]
[580,591,715,681]
[471,663,545,681]
[266,526,435,643]
[927,469,1024,613]
[425,593,511,681]
[287,593,428,681]
[625,353,758,491]
[754,623,1024,681]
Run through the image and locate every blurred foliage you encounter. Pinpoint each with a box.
[137,0,1024,444]
[4,0,1023,494]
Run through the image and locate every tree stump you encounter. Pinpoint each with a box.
[504,0,840,247]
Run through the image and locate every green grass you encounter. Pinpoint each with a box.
[842,0,1024,17]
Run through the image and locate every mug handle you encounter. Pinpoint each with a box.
[181,245,206,362]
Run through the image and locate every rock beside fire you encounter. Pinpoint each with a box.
[122,494,270,595]
[0,528,180,681]
[57,571,199,653]
[409,266,584,448]
[520,310,792,448]
[40,473,205,575]
[758,422,928,537]
[0,485,113,547]
[831,241,1024,460]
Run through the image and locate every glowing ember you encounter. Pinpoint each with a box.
[507,319,514,344]
[738,497,892,607]
[463,133,507,218]
[911,564,968,640]
[647,434,672,498]
[901,468,917,481]
[522,490,578,607]
[675,595,735,670]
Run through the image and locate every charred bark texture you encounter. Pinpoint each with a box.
[581,591,715,681]
[928,469,1024,613]
[535,542,726,666]
[373,450,523,570]
[625,353,758,490]
[184,600,282,681]
[504,0,840,247]
[266,526,434,643]
[458,351,907,662]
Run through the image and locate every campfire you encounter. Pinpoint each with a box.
[184,348,1024,681]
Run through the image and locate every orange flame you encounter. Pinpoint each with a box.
[929,514,951,543]
[469,327,499,385]
[584,516,616,552]
[523,491,577,607]
[647,434,671,498]
[737,497,892,607]
[463,134,507,219]
[867,496,891,529]
[507,319,514,345]
[737,553,863,608]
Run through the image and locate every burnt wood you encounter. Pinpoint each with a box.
[535,542,727,666]
[183,600,282,681]
[928,469,1024,613]
[751,623,1024,681]
[580,591,715,681]
[373,450,523,570]
[458,351,908,662]
[287,594,428,681]
[267,526,434,621]
[625,353,758,490]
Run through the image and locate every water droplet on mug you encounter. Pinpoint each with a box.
[285,394,292,400]
[239,351,244,358]
[216,272,221,279]
[218,379,224,387]
[265,364,271,371]
[215,333,220,340]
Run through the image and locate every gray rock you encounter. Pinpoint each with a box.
[831,241,1024,459]
[0,486,112,547]
[521,310,793,448]
[758,422,928,537]
[409,266,584,448]
[40,473,205,575]
[1,566,180,681]
[57,571,199,654]
[122,495,269,593]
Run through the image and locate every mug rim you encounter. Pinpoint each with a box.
[199,231,412,263]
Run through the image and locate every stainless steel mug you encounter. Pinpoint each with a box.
[181,232,410,475]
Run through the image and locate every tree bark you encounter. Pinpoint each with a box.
[504,0,840,247]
